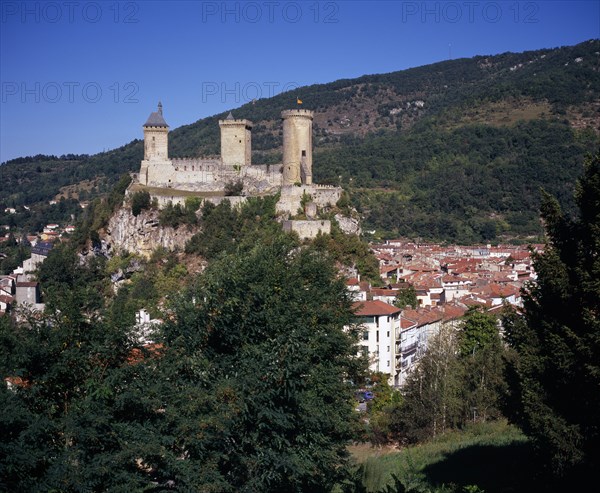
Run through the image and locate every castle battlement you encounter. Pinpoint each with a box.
[218,118,253,128]
[171,157,221,166]
[281,109,314,119]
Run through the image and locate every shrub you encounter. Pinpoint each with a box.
[131,190,151,216]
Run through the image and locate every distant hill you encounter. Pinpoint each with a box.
[1,39,598,242]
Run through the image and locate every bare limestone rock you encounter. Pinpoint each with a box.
[335,214,362,236]
[105,208,196,258]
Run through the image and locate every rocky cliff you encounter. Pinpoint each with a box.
[105,207,197,258]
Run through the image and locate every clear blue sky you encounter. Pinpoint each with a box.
[0,0,598,163]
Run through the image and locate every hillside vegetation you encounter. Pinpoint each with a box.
[1,39,598,242]
[344,421,534,493]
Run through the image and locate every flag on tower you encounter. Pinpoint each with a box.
[297,97,303,105]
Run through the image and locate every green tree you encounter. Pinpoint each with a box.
[130,190,150,216]
[2,233,366,491]
[457,308,506,423]
[224,179,244,196]
[161,234,365,491]
[394,284,418,309]
[366,374,403,445]
[504,152,600,483]
[37,243,107,321]
[393,323,463,443]
[0,307,143,491]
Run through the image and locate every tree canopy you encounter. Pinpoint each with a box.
[1,232,365,491]
[503,151,600,485]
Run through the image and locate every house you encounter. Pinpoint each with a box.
[0,294,14,313]
[400,308,444,379]
[396,316,418,386]
[370,287,399,305]
[134,309,163,344]
[352,300,401,385]
[346,277,366,301]
[379,264,400,280]
[22,241,54,274]
[441,275,472,301]
[41,231,60,241]
[471,283,521,307]
[0,276,15,295]
[15,281,41,306]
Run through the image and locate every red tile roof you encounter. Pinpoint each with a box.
[126,343,165,365]
[370,288,399,297]
[16,282,38,288]
[352,300,401,317]
[4,376,31,388]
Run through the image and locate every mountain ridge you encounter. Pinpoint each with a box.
[1,39,598,243]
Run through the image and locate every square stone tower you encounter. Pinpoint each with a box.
[143,102,169,161]
[140,102,170,185]
[281,109,313,185]
[219,112,252,167]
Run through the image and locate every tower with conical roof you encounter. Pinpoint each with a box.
[143,102,169,162]
[140,102,172,186]
[218,112,252,167]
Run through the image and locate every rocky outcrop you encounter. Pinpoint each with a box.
[335,214,362,236]
[105,208,197,258]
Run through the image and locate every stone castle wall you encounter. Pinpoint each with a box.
[276,184,342,215]
[282,219,331,240]
[152,194,249,209]
[144,157,283,195]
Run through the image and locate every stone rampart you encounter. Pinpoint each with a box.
[282,220,331,240]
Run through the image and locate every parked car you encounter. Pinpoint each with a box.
[354,390,374,402]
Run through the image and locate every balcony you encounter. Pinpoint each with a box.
[402,342,418,354]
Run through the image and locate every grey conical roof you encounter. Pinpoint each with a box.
[226,111,234,120]
[144,102,168,127]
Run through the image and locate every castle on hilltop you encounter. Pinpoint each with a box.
[133,103,342,238]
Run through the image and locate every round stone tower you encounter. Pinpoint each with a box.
[143,102,169,161]
[281,109,314,186]
[219,112,252,167]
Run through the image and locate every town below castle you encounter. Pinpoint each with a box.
[0,103,540,387]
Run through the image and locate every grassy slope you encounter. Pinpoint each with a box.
[350,421,536,493]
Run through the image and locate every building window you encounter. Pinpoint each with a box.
[387,346,390,352]
[363,331,369,341]
[387,331,390,337]
[376,331,379,343]
[387,360,390,367]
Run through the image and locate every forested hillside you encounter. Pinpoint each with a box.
[1,39,598,242]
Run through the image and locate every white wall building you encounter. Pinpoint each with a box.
[352,300,401,386]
